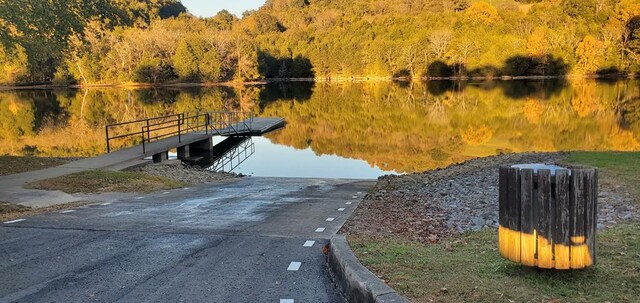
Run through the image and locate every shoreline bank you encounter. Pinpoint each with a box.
[343,152,639,244]
[1,73,638,91]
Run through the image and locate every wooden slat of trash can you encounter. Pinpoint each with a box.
[571,170,588,269]
[498,167,509,258]
[586,169,598,265]
[554,169,571,269]
[520,169,536,266]
[537,169,553,269]
[507,167,521,263]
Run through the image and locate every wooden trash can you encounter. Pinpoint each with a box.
[498,164,598,269]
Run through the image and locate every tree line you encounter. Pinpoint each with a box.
[1,0,640,85]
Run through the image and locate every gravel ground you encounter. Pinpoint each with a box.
[129,160,241,184]
[343,152,639,244]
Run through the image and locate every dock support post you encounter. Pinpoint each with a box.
[153,151,169,163]
[189,138,213,153]
[177,145,190,160]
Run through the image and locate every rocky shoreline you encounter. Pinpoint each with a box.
[129,160,241,184]
[343,152,639,244]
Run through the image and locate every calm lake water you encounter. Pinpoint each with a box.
[1,80,639,179]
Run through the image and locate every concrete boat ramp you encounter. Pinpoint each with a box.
[0,177,375,303]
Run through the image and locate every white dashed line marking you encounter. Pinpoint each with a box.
[287,262,302,271]
[4,219,25,224]
[162,192,170,195]
[303,240,315,247]
[357,192,363,194]
[338,208,346,212]
[326,218,335,222]
[280,299,294,303]
[352,195,359,199]
[135,197,144,200]
[183,187,190,190]
[61,210,76,214]
[315,227,326,233]
[100,203,112,206]
[346,202,353,205]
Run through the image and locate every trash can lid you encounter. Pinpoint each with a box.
[511,163,567,176]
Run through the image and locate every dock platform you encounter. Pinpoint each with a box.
[104,111,285,163]
[209,118,286,136]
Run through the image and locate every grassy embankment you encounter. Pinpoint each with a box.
[0,155,184,194]
[26,170,185,194]
[1,156,185,221]
[0,202,93,222]
[0,155,69,176]
[349,152,640,303]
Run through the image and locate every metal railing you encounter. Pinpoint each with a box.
[141,112,212,154]
[105,111,253,154]
[106,114,184,153]
[208,111,254,136]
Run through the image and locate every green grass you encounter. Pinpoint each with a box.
[350,225,640,303]
[564,152,640,197]
[0,156,69,176]
[27,170,185,194]
[565,152,640,180]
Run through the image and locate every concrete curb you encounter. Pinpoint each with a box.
[328,235,410,303]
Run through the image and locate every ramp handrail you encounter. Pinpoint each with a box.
[141,112,211,154]
[105,111,253,153]
[106,114,184,153]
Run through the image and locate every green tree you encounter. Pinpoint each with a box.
[232,32,261,81]
[254,12,284,33]
[575,35,603,73]
[135,56,175,83]
[173,37,222,81]
[465,2,501,25]
[209,10,236,30]
[0,44,28,84]
[562,0,597,19]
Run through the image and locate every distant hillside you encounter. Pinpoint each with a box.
[0,0,639,85]
[253,0,640,79]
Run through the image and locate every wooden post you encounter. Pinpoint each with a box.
[499,167,509,257]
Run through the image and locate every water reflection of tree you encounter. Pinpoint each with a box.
[0,94,35,154]
[0,87,242,156]
[621,95,640,142]
[262,80,640,173]
[2,80,640,171]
